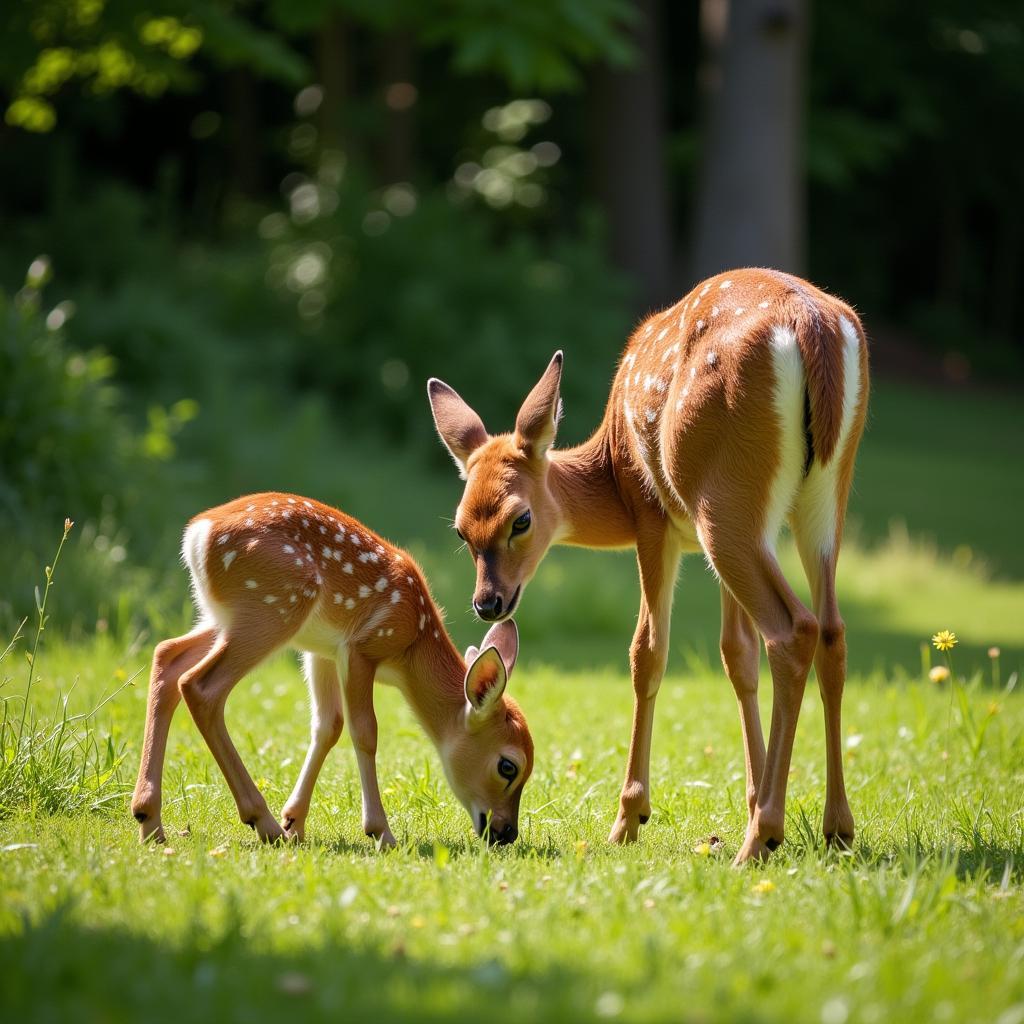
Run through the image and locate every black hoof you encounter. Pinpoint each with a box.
[638,815,650,825]
[765,837,781,851]
[133,812,147,822]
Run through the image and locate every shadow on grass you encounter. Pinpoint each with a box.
[0,902,714,1024]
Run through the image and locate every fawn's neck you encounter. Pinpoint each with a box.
[548,422,635,549]
[398,629,468,746]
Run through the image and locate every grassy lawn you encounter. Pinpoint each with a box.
[1,643,1022,1024]
[2,377,1023,1023]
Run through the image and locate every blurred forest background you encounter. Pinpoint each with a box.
[2,0,1022,670]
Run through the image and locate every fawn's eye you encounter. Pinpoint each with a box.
[510,510,531,536]
[498,757,518,781]
[455,527,465,541]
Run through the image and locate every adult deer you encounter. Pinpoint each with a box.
[131,493,532,848]
[428,268,868,864]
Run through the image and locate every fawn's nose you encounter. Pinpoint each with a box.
[497,823,518,845]
[473,593,504,621]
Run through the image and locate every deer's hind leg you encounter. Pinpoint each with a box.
[720,586,766,825]
[132,625,218,842]
[699,517,818,865]
[791,481,858,846]
[178,616,296,842]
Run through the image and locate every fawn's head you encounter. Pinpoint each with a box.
[443,620,532,844]
[428,352,564,624]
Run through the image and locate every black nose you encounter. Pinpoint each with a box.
[473,593,503,621]
[498,823,518,845]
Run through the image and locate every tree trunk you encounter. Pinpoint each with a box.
[317,14,355,158]
[376,30,416,185]
[225,68,263,201]
[692,0,806,279]
[590,0,673,312]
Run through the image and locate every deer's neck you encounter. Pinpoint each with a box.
[398,630,467,747]
[548,423,635,549]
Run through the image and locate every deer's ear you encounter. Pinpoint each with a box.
[477,619,518,679]
[427,378,488,478]
[464,646,508,718]
[514,351,563,460]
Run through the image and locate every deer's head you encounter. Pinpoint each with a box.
[428,352,564,624]
[443,620,532,844]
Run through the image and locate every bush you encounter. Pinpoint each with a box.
[0,264,192,633]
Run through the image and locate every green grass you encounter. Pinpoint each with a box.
[2,630,1023,1023]
[2,376,1023,1023]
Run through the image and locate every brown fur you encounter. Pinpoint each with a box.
[131,492,533,847]
[429,267,869,864]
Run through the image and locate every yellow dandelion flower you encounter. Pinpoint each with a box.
[932,630,958,652]
[988,647,1000,659]
[929,665,950,684]
[693,842,711,857]
[752,879,776,895]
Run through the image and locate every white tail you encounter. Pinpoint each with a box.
[131,492,533,847]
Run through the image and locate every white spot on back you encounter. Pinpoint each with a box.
[706,351,718,366]
[345,597,355,610]
[334,593,343,604]
[711,306,720,317]
[343,562,353,574]
[696,319,705,331]
[358,585,371,599]
[759,300,770,309]
[222,551,237,570]
[734,308,744,315]
[283,544,294,554]
[720,279,732,289]
[391,590,401,604]
[645,409,657,424]
[264,595,278,604]
[375,577,388,592]
[245,579,258,589]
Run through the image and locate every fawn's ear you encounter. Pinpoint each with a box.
[478,619,518,679]
[427,379,488,479]
[464,646,508,719]
[514,351,563,460]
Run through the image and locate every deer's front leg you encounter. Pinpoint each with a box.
[342,650,396,848]
[609,529,681,845]
[281,654,344,842]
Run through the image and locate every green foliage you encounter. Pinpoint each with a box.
[0,527,129,820]
[1,267,138,527]
[266,180,633,449]
[0,0,307,132]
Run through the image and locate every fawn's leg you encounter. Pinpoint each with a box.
[720,586,766,825]
[131,626,217,842]
[341,649,395,848]
[178,624,288,842]
[281,653,345,841]
[608,524,682,844]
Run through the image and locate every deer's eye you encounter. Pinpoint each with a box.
[498,757,518,781]
[510,511,531,536]
[455,527,465,541]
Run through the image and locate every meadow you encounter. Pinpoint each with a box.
[1,378,1022,1024]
